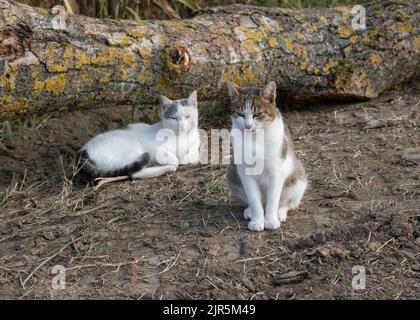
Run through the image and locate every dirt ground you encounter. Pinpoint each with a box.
[0,80,419,300]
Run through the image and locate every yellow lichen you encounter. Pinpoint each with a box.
[242,67,260,84]
[118,36,132,47]
[362,29,380,45]
[300,61,308,70]
[45,75,66,94]
[222,64,263,86]
[415,37,420,52]
[157,20,187,29]
[245,31,264,42]
[242,40,262,57]
[267,38,277,48]
[349,35,358,44]
[370,53,382,65]
[74,50,91,69]
[137,47,153,59]
[130,30,146,39]
[302,22,318,32]
[63,45,74,59]
[47,44,55,60]
[33,80,45,91]
[118,68,130,80]
[322,64,330,73]
[338,26,353,38]
[2,98,28,112]
[49,64,68,73]
[121,52,136,66]
[319,16,327,24]
[79,70,87,82]
[284,37,293,51]
[399,23,416,33]
[136,69,153,85]
[336,7,350,24]
[91,49,119,67]
[294,44,308,58]
[100,73,111,84]
[0,74,15,90]
[295,32,304,40]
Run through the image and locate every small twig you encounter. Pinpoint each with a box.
[206,277,220,290]
[365,230,372,246]
[0,207,53,226]
[234,251,276,264]
[140,249,182,280]
[230,212,241,230]
[70,235,81,257]
[94,176,130,189]
[22,235,86,288]
[250,292,264,300]
[66,258,139,271]
[176,186,197,205]
[0,265,26,273]
[19,169,27,192]
[74,204,111,216]
[376,238,394,254]
[19,279,43,300]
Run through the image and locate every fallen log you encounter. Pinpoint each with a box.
[0,0,419,120]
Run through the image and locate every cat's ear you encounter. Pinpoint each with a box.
[187,90,198,109]
[227,82,241,100]
[159,95,172,112]
[262,81,276,103]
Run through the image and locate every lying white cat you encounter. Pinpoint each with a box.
[80,91,200,179]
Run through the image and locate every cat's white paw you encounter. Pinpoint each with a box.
[278,208,288,222]
[264,218,281,230]
[180,152,200,165]
[166,166,178,173]
[248,219,264,232]
[188,152,200,165]
[243,207,252,220]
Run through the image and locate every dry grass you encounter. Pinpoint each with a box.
[17,0,370,20]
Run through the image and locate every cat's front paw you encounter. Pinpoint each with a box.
[180,153,199,165]
[166,166,178,173]
[264,218,281,230]
[248,219,264,232]
[243,207,252,220]
[278,208,288,222]
[188,152,200,165]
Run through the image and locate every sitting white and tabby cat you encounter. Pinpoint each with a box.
[226,81,307,231]
[80,91,200,179]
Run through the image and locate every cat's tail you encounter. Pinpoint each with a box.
[78,150,150,178]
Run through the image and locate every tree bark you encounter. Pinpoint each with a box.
[0,0,419,120]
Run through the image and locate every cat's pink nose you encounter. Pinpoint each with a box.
[180,121,188,130]
[245,123,253,129]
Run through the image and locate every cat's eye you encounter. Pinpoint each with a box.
[236,112,245,117]
[170,117,177,120]
[254,112,263,118]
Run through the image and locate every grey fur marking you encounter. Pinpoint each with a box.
[163,99,189,119]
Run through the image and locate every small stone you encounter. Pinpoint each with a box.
[364,119,386,129]
[273,271,308,285]
[402,147,420,161]
[311,232,326,244]
[41,231,56,241]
